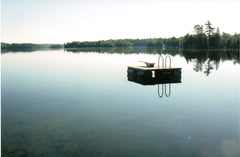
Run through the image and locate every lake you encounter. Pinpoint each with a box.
[1,48,240,157]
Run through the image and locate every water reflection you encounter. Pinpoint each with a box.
[181,49,240,76]
[2,49,239,157]
[127,72,181,85]
[158,84,171,98]
[64,47,240,77]
[127,71,181,98]
[65,46,180,55]
[3,46,239,76]
[65,47,239,60]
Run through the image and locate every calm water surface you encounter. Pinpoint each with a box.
[2,48,240,157]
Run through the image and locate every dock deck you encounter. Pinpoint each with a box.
[128,66,181,71]
[127,55,182,83]
[127,65,182,83]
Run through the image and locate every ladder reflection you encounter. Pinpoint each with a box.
[127,73,181,98]
[158,84,171,98]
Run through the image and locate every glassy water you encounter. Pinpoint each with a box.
[2,48,240,157]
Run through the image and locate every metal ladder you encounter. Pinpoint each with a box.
[158,55,171,69]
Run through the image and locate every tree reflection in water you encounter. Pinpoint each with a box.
[181,49,239,76]
[66,47,239,76]
[3,46,239,76]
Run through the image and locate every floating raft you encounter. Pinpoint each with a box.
[128,66,181,72]
[127,55,182,85]
[127,66,182,85]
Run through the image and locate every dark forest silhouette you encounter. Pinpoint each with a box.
[64,21,239,49]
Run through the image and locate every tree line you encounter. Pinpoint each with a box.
[64,39,152,48]
[1,43,63,52]
[1,43,36,51]
[1,21,239,51]
[181,21,239,49]
[64,21,239,49]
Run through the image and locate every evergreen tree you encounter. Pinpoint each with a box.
[205,20,215,36]
[194,24,204,35]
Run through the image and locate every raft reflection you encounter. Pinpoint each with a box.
[127,72,181,98]
[127,72,181,85]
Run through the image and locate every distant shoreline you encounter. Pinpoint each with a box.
[1,43,63,52]
[1,44,239,53]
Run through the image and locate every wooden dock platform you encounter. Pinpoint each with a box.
[127,55,182,84]
[127,65,182,84]
[128,66,181,77]
[128,66,181,71]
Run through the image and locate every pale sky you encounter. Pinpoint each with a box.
[1,0,240,44]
